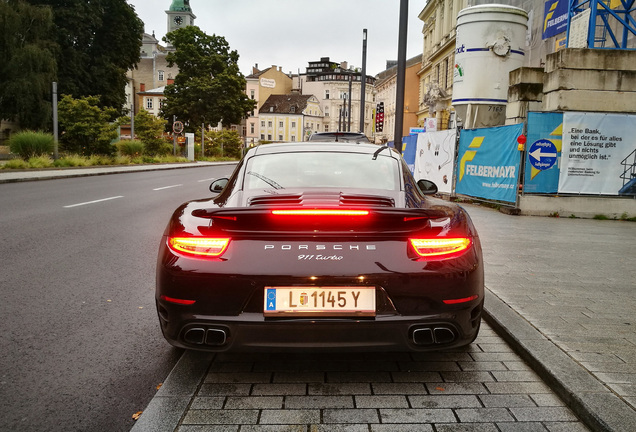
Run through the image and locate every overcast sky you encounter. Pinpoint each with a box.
[128,0,426,77]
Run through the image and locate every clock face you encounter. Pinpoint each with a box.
[174,16,183,26]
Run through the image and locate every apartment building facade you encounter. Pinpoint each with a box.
[296,58,376,138]
[244,65,293,146]
[258,94,323,142]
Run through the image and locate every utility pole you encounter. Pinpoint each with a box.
[130,104,135,140]
[394,1,408,155]
[359,29,367,134]
[52,82,58,160]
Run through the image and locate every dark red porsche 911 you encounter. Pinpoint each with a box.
[156,142,484,352]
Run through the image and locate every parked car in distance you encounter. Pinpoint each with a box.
[308,131,370,143]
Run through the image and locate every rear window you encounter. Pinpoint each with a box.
[244,152,399,191]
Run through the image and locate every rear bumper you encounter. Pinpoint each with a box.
[156,302,483,352]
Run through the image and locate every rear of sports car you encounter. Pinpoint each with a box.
[156,193,484,352]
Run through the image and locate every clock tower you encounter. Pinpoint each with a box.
[166,0,196,34]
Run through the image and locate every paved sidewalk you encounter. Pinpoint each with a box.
[3,166,634,430]
[0,161,227,183]
[468,204,636,431]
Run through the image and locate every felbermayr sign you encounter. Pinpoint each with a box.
[543,0,569,39]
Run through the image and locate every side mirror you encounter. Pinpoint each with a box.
[209,178,229,194]
[417,179,438,195]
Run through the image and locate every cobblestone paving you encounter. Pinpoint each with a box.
[175,323,589,431]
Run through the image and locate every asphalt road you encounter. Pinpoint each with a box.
[0,165,236,432]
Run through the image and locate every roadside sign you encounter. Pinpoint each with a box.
[528,139,558,171]
[173,121,184,134]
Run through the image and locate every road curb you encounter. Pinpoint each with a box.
[0,161,237,184]
[130,350,214,432]
[483,287,636,432]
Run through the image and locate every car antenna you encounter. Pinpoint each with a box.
[372,145,389,160]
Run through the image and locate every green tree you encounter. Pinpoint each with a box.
[0,0,57,130]
[25,0,143,112]
[162,26,255,130]
[204,130,242,159]
[58,95,118,155]
[133,109,169,155]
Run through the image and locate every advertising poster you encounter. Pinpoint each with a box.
[456,124,523,203]
[543,0,569,39]
[415,130,457,194]
[524,112,564,193]
[401,134,418,174]
[559,113,636,195]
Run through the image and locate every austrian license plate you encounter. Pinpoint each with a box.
[264,286,376,316]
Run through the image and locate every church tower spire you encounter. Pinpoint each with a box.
[166,0,196,35]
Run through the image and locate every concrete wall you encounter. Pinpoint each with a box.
[519,195,636,219]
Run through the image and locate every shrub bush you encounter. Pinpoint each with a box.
[8,131,55,159]
[27,156,54,168]
[3,158,29,169]
[115,140,145,157]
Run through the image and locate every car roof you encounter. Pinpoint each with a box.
[249,142,394,157]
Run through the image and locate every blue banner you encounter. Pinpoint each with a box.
[456,124,523,203]
[543,0,569,39]
[525,112,563,193]
[402,134,418,174]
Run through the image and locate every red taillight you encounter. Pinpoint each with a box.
[271,209,369,216]
[443,295,479,305]
[160,295,196,305]
[168,237,230,257]
[409,237,471,259]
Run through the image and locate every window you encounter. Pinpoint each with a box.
[279,121,283,128]
[250,123,255,134]
[261,134,265,140]
[158,70,164,81]
[325,125,329,132]
[325,90,330,99]
[268,121,272,128]
[290,106,296,113]
[242,126,247,136]
[146,98,153,109]
[291,136,296,141]
[291,121,296,128]
[325,107,329,117]
[250,90,255,99]
[267,134,272,140]
[261,121,265,128]
[279,135,283,141]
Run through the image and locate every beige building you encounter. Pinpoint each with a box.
[374,55,423,143]
[417,0,465,130]
[244,65,293,146]
[258,94,323,142]
[297,58,376,138]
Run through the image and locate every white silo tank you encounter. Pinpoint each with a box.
[452,4,528,129]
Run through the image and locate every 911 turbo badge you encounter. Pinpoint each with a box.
[264,244,377,251]
[156,142,484,352]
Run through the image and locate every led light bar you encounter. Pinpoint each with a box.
[271,209,369,216]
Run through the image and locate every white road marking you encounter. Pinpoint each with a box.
[153,184,183,191]
[64,196,124,208]
[198,177,216,183]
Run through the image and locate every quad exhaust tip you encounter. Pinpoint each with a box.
[412,326,456,345]
[184,327,227,346]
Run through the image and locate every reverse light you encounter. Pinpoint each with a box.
[271,209,369,216]
[169,237,230,257]
[409,237,471,259]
